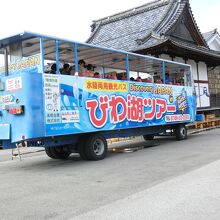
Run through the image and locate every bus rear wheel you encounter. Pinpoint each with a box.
[143,135,154,141]
[175,124,187,140]
[45,146,71,159]
[79,134,107,161]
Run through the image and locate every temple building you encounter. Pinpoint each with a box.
[203,29,220,110]
[203,29,220,52]
[87,0,220,113]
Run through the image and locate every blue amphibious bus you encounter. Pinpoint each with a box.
[0,32,196,160]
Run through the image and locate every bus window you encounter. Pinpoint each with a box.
[101,49,127,80]
[10,41,23,63]
[57,40,75,75]
[42,38,75,75]
[183,67,192,86]
[76,44,127,80]
[76,44,105,77]
[164,62,176,85]
[0,48,5,76]
[129,55,162,83]
[43,38,59,74]
[0,46,10,76]
[0,38,41,76]
[164,62,191,86]
[20,38,41,74]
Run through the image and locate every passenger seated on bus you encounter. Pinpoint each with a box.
[130,77,135,81]
[136,76,142,82]
[85,64,94,77]
[143,78,152,83]
[93,72,101,78]
[165,73,173,84]
[50,63,57,74]
[110,72,117,80]
[78,59,86,76]
[174,76,181,85]
[117,74,122,80]
[69,65,75,75]
[61,63,70,75]
[44,65,50,73]
[155,76,162,84]
[121,73,127,80]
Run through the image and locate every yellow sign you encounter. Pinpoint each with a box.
[86,80,128,92]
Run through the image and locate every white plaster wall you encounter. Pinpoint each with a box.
[208,38,220,51]
[200,83,210,107]
[160,54,171,61]
[198,62,208,81]
[194,82,210,108]
[174,57,185,63]
[209,41,220,51]
[187,59,198,80]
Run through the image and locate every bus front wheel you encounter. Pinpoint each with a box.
[45,146,71,159]
[175,124,187,140]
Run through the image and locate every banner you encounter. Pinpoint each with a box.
[0,54,41,76]
[43,75,196,136]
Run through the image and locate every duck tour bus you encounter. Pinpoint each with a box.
[0,32,196,160]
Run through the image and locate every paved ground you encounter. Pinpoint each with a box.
[0,128,220,220]
[75,160,220,220]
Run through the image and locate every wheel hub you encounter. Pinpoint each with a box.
[93,139,104,156]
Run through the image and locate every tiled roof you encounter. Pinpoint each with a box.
[87,0,172,50]
[169,38,220,58]
[203,29,220,42]
[87,0,208,52]
[135,36,220,60]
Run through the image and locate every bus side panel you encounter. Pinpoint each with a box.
[21,72,45,141]
[43,75,196,137]
[0,72,44,145]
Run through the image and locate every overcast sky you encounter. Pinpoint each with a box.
[0,0,219,42]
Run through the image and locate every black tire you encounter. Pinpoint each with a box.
[45,147,56,159]
[83,134,107,161]
[45,146,71,159]
[175,124,187,140]
[143,135,154,141]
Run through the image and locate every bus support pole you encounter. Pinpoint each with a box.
[40,37,44,73]
[55,40,59,74]
[74,43,78,76]
[126,53,129,80]
[102,66,105,78]
[4,48,9,76]
[162,61,165,83]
